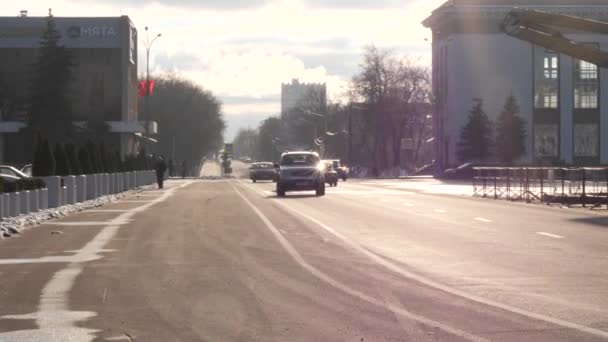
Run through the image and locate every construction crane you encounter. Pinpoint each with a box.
[502,8,608,68]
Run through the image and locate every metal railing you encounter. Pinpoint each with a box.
[473,167,608,210]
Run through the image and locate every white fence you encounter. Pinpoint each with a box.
[0,170,156,220]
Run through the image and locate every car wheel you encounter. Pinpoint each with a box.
[342,176,347,181]
[277,184,286,197]
[316,182,325,196]
[334,181,338,187]
[252,178,256,183]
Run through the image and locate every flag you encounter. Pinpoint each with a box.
[137,80,156,98]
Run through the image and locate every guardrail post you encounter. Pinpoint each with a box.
[561,169,566,206]
[582,168,587,208]
[540,169,544,204]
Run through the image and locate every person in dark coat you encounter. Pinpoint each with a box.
[155,155,167,189]
[168,159,175,177]
[181,160,187,178]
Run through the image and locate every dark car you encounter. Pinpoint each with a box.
[442,163,477,179]
[249,162,277,182]
[321,161,339,187]
[329,159,349,181]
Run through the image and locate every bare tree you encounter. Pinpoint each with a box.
[349,46,433,173]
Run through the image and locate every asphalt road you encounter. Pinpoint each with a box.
[0,164,607,341]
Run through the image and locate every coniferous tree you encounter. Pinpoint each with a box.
[457,99,493,163]
[32,133,44,177]
[99,143,109,173]
[86,140,102,173]
[27,9,75,139]
[54,143,71,176]
[496,94,527,165]
[113,150,122,172]
[78,146,94,174]
[33,139,56,177]
[65,143,82,175]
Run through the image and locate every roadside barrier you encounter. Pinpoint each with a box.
[473,167,608,210]
[0,170,157,220]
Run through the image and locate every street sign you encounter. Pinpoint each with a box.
[224,143,234,155]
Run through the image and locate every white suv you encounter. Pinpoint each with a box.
[276,151,325,197]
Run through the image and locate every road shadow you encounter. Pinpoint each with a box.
[569,216,608,228]
[266,193,319,199]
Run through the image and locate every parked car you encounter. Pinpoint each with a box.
[276,151,325,197]
[0,165,30,179]
[329,159,349,181]
[412,160,437,176]
[21,164,32,177]
[0,174,20,184]
[442,163,477,179]
[249,162,277,182]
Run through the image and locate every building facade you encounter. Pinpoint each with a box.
[281,79,327,117]
[0,15,142,164]
[423,0,608,168]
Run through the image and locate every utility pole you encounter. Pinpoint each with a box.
[348,103,353,166]
[143,26,161,152]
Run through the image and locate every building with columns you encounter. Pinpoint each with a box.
[423,0,608,169]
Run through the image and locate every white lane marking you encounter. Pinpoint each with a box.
[116,200,152,203]
[403,203,415,207]
[537,232,564,239]
[231,182,489,342]
[474,217,492,223]
[44,221,130,226]
[248,182,608,339]
[0,181,195,342]
[102,287,108,304]
[434,209,447,213]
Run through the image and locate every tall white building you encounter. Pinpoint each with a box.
[281,79,327,117]
[423,0,608,169]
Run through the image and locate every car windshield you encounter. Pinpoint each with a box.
[0,166,27,178]
[281,154,319,166]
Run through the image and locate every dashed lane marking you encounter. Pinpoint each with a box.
[474,217,492,223]
[537,232,564,239]
[237,181,608,339]
[0,180,195,342]
[434,209,447,213]
[44,221,130,226]
[231,182,490,342]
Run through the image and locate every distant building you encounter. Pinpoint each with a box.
[0,15,146,164]
[423,0,608,168]
[281,79,327,117]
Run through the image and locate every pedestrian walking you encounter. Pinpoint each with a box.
[181,160,188,178]
[155,155,167,189]
[168,159,175,177]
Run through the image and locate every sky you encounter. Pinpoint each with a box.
[3,0,445,140]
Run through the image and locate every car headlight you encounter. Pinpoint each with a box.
[316,163,325,171]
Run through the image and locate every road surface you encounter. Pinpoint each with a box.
[0,166,607,341]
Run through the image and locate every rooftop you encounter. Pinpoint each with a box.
[424,0,608,28]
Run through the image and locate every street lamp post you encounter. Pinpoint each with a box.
[143,26,161,152]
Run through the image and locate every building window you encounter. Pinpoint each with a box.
[534,49,559,109]
[534,124,559,158]
[574,124,598,157]
[574,60,598,109]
